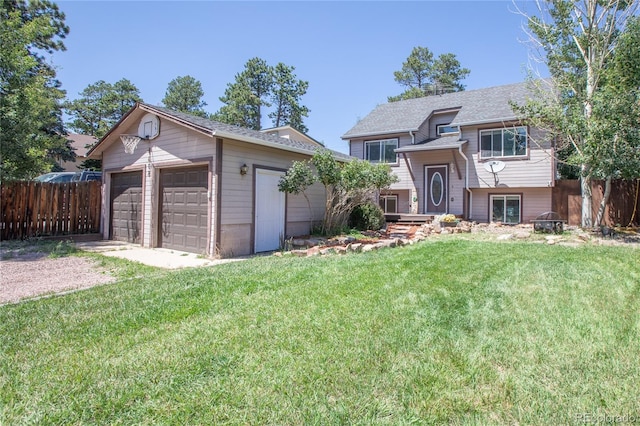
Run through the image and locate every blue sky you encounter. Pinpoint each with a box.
[54,1,546,154]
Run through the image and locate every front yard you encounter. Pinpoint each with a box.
[1,238,639,424]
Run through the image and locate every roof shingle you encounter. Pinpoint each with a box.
[342,81,536,139]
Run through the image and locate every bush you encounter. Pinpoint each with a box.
[349,201,386,231]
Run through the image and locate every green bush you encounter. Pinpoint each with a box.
[349,201,386,231]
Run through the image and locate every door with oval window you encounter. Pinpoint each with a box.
[424,165,448,214]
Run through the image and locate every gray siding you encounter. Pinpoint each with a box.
[428,111,458,138]
[471,187,552,223]
[463,125,554,189]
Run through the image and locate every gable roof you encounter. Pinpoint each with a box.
[66,134,97,157]
[341,81,535,140]
[89,103,350,161]
[261,125,324,147]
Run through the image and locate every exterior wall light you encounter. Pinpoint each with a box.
[240,164,248,175]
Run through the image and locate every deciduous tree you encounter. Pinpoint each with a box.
[279,149,398,235]
[515,0,639,227]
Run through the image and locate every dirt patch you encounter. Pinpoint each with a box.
[0,250,115,305]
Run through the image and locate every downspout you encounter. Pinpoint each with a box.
[458,144,472,220]
[409,130,415,144]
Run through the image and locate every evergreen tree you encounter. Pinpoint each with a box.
[162,75,207,117]
[269,63,310,133]
[214,58,272,130]
[0,0,71,180]
[388,46,470,102]
[214,58,310,132]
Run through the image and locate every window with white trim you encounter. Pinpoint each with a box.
[437,124,459,136]
[379,195,398,213]
[491,195,521,224]
[480,126,527,158]
[365,139,398,163]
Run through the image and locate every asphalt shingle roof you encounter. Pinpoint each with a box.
[395,135,467,153]
[342,82,535,139]
[142,104,352,160]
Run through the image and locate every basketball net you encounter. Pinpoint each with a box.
[120,135,141,154]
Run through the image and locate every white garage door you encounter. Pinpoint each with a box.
[255,169,285,252]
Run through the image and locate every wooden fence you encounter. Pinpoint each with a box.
[552,179,640,226]
[1,181,102,241]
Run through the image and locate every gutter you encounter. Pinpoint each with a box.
[341,128,420,140]
[458,144,472,220]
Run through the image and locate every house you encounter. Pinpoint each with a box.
[59,134,97,171]
[87,103,349,257]
[342,81,555,224]
[261,125,324,147]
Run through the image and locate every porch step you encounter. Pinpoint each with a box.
[385,214,434,225]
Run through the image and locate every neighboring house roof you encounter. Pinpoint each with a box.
[341,81,535,139]
[66,134,97,157]
[261,125,324,147]
[89,103,350,161]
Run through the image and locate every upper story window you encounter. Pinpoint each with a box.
[480,126,527,158]
[437,124,460,136]
[365,138,398,163]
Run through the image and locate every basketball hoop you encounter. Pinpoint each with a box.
[120,134,141,154]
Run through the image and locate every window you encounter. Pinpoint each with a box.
[437,124,459,136]
[365,139,398,163]
[379,195,397,213]
[491,195,521,224]
[480,126,527,158]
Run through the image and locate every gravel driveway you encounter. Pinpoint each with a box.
[0,250,115,305]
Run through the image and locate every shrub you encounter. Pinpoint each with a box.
[349,201,386,231]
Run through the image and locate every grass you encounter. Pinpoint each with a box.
[1,238,639,424]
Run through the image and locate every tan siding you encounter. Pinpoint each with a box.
[102,120,216,171]
[471,187,552,223]
[220,140,325,251]
[219,224,251,257]
[102,118,217,252]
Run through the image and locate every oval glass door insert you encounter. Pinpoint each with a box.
[431,172,443,206]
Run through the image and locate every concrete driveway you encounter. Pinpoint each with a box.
[75,241,248,269]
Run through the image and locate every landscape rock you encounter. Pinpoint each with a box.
[497,234,513,240]
[306,246,321,256]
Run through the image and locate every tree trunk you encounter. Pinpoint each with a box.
[580,166,593,228]
[594,176,612,226]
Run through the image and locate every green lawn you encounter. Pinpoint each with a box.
[1,239,639,425]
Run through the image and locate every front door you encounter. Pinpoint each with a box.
[255,168,286,252]
[424,165,448,214]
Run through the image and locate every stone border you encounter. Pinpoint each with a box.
[275,222,638,258]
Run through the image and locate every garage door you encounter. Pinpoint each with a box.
[110,171,143,243]
[159,166,209,254]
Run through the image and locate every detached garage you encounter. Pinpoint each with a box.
[88,103,349,257]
